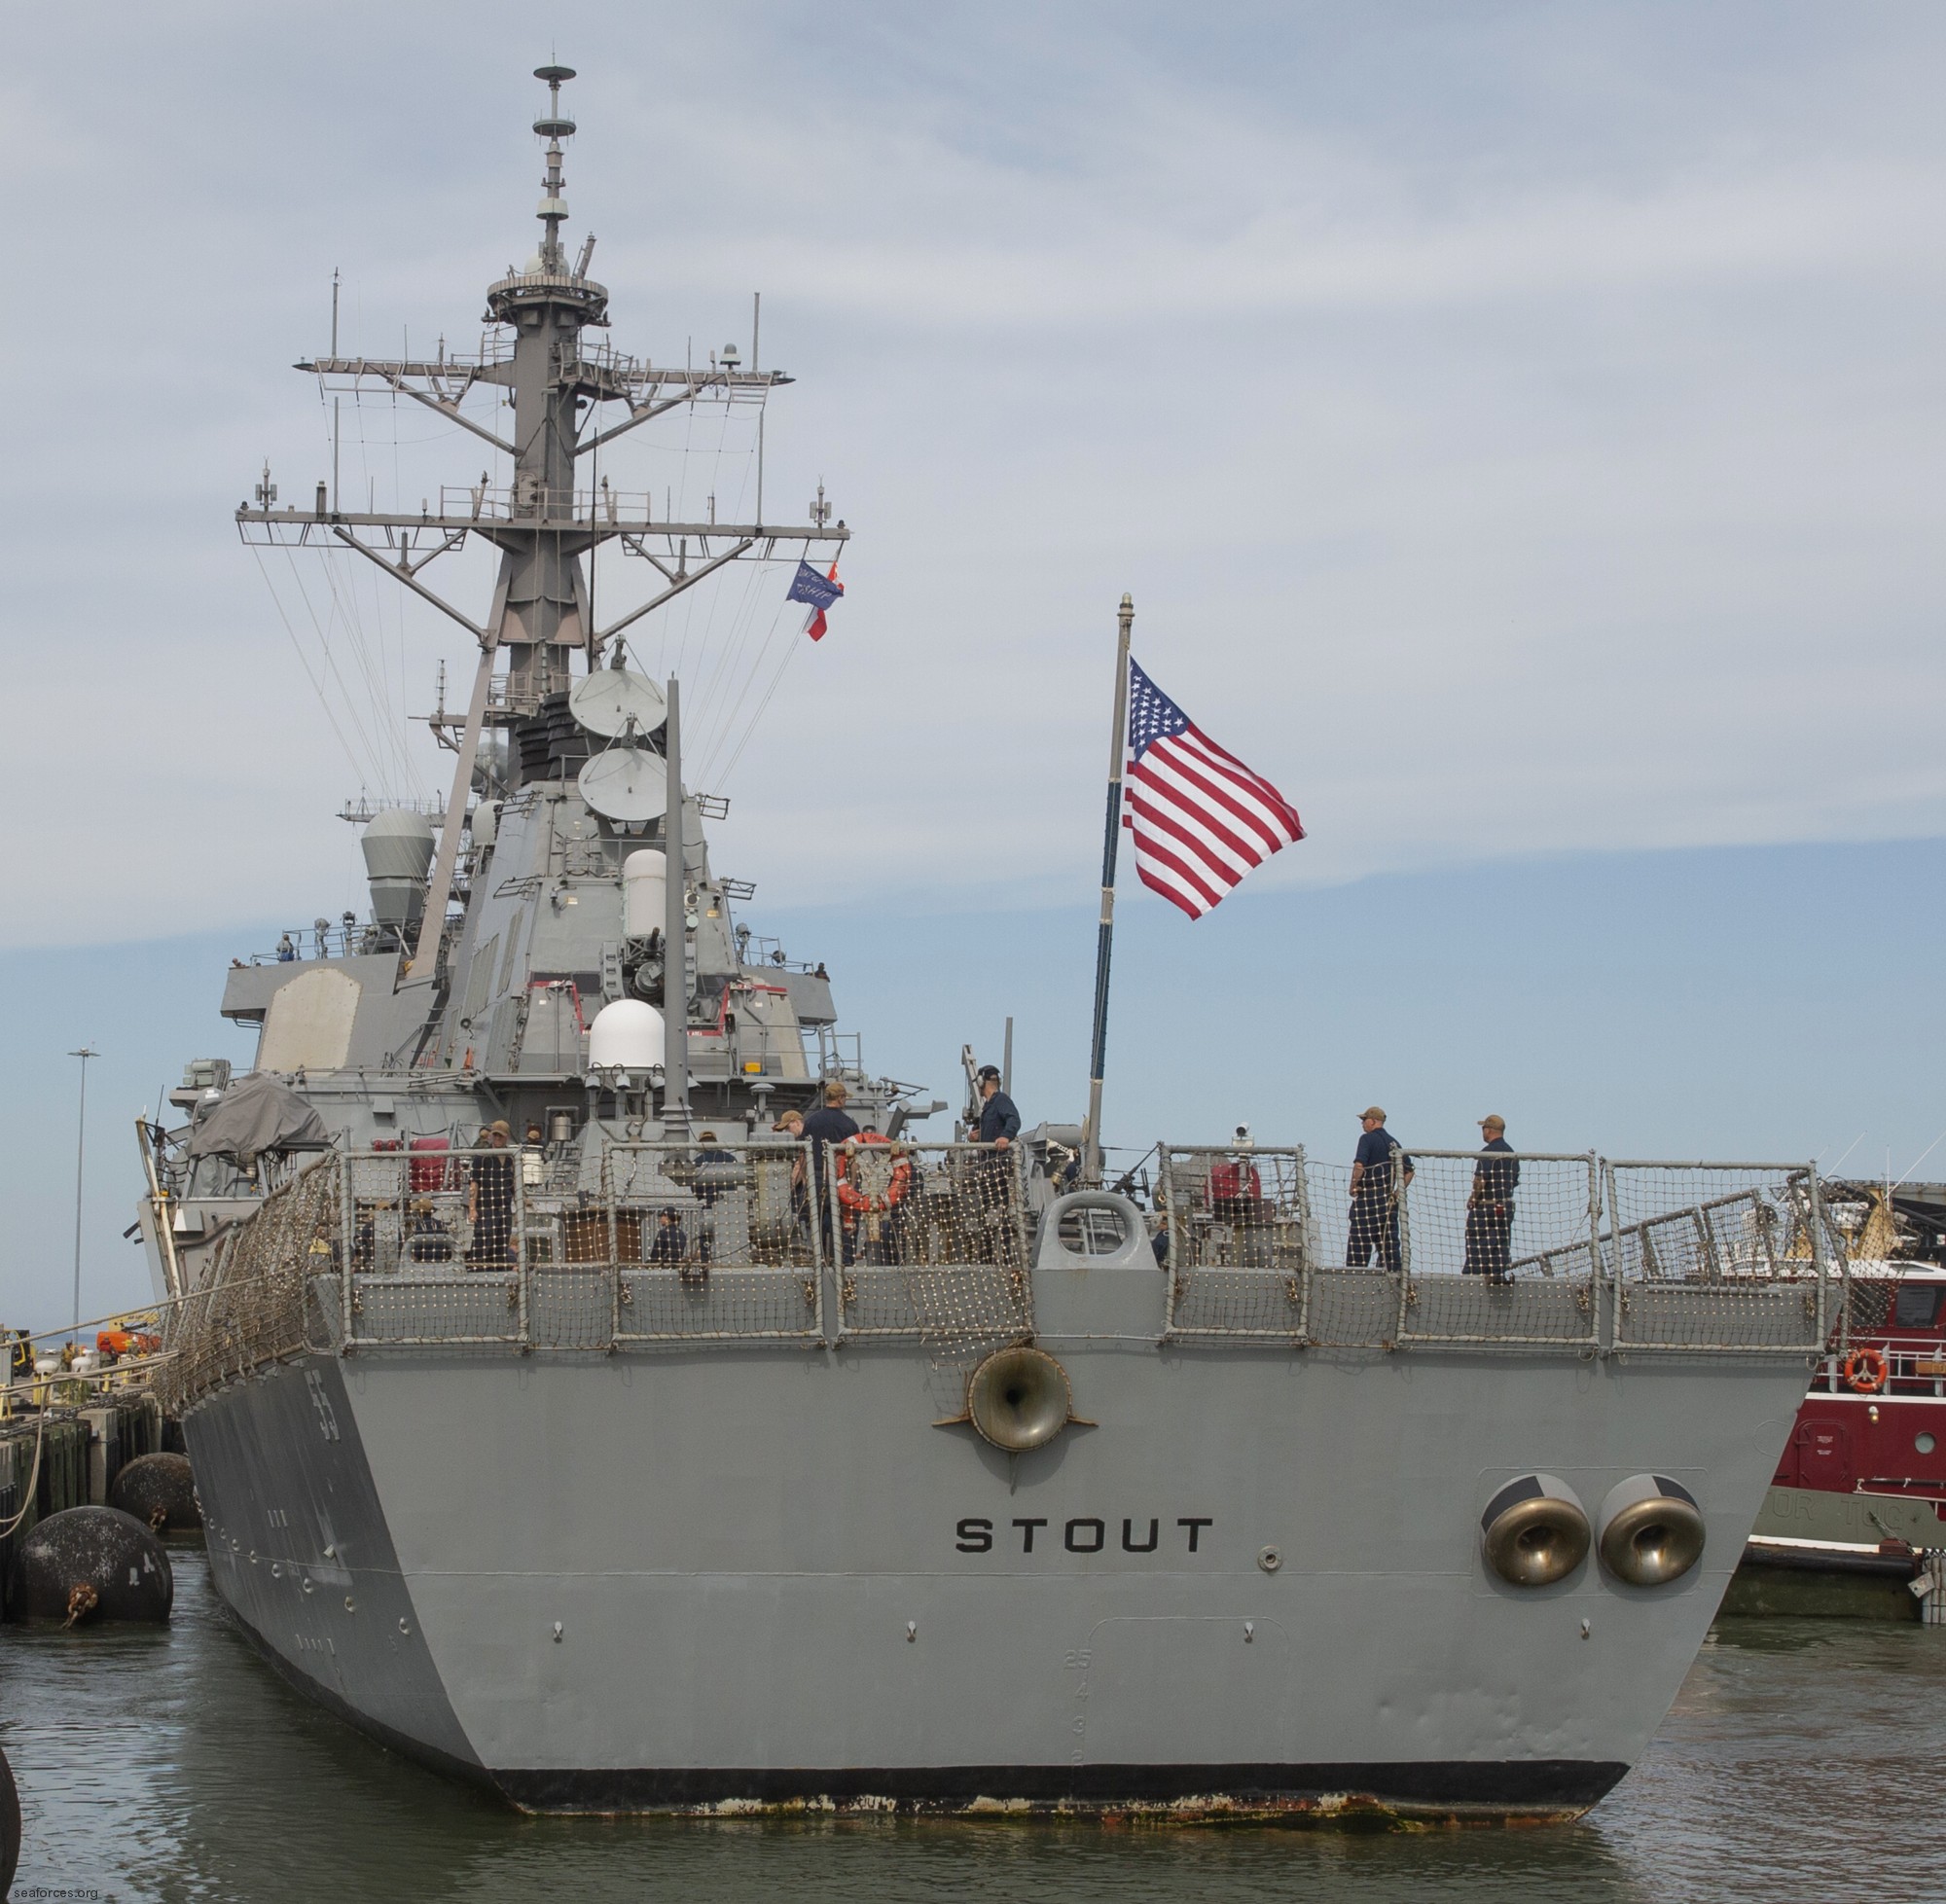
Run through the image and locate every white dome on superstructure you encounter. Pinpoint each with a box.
[587,998,665,1075]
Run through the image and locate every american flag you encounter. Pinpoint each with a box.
[1123,659,1304,919]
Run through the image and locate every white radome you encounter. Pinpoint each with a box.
[622,849,667,940]
[587,998,664,1076]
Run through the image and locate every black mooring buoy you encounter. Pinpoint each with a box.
[0,1739,18,1896]
[10,1506,173,1626]
[108,1452,200,1538]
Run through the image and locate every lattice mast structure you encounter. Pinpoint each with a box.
[236,65,848,978]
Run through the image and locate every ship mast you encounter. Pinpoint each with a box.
[237,65,848,977]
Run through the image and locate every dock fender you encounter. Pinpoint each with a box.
[10,1505,173,1625]
[0,1741,17,1896]
[109,1451,201,1537]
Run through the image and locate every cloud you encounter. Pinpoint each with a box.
[2,4,1943,947]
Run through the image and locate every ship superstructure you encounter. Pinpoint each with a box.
[138,71,1842,1822]
[135,67,930,1297]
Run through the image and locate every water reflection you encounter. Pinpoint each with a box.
[3,1556,1937,1903]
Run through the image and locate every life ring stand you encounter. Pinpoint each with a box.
[835,1133,912,1214]
[1843,1345,1889,1394]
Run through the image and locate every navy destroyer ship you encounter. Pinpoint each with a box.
[138,69,1840,1821]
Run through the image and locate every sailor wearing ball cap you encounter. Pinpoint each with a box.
[467,1120,517,1269]
[1464,1115,1520,1280]
[1346,1106,1412,1272]
[973,1066,1021,1148]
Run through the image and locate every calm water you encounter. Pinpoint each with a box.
[1,1551,1940,1903]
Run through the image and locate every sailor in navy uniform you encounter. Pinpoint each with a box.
[1464,1115,1520,1280]
[973,1066,1021,1146]
[971,1065,1023,1264]
[1346,1106,1412,1272]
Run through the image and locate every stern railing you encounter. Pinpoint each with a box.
[156,1142,1837,1409]
[1156,1147,1835,1355]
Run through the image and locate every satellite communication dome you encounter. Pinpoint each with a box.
[569,665,666,739]
[578,743,667,825]
[587,999,665,1075]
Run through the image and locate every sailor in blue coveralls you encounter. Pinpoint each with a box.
[1464,1114,1520,1279]
[1346,1106,1412,1272]
[971,1065,1023,1265]
[973,1066,1021,1148]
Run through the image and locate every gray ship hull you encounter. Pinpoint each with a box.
[186,1333,1803,1819]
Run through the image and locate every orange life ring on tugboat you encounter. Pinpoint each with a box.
[1843,1346,1889,1394]
[835,1133,912,1214]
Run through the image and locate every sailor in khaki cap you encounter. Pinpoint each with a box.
[1346,1106,1412,1271]
[1464,1115,1520,1281]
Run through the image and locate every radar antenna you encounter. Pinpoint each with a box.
[532,63,576,273]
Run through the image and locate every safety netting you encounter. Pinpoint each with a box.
[159,1138,1837,1407]
[830,1143,1032,1348]
[163,1136,1040,1401]
[1157,1147,1834,1352]
[157,1158,339,1413]
[1604,1161,1834,1351]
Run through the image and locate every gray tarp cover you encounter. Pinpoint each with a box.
[185,1070,330,1158]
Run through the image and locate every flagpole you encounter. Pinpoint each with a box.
[663,676,689,1133]
[1084,593,1135,1188]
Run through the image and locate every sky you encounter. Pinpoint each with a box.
[0,5,1942,1330]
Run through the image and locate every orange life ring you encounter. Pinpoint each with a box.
[836,1133,911,1214]
[1843,1346,1889,1394]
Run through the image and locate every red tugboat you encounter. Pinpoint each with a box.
[1736,1183,1946,1618]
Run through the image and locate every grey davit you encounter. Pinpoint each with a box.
[138,69,1836,1824]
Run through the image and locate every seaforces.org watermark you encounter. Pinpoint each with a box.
[17,1886,103,1900]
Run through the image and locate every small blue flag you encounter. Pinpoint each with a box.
[786,558,844,614]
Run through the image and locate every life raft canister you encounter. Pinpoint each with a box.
[835,1133,912,1214]
[1843,1345,1889,1394]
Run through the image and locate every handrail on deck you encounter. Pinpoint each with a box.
[154,1143,1840,1407]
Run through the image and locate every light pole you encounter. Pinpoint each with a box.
[69,1046,98,1344]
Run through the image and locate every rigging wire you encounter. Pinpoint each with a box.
[698,565,797,777]
[655,380,705,682]
[274,544,401,797]
[319,553,414,794]
[685,412,769,755]
[316,372,507,806]
[394,553,412,778]
[383,372,418,787]
[688,559,770,758]
[670,399,743,691]
[692,383,835,785]
[250,547,384,791]
[658,407,775,770]
[310,383,410,795]
[707,594,803,790]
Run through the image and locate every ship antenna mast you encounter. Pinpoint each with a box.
[330,269,342,512]
[534,64,576,273]
[239,62,850,988]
